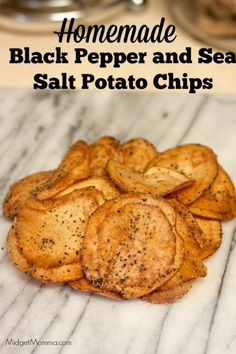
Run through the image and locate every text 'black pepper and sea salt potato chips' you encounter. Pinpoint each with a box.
[82,194,184,298]
[3,136,236,304]
[148,144,219,204]
[107,160,193,196]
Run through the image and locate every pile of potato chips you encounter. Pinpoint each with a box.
[3,137,236,303]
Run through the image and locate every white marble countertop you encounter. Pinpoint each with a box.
[0,90,236,354]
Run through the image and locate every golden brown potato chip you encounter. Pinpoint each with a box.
[189,166,236,221]
[89,136,119,176]
[161,255,206,289]
[16,188,104,271]
[83,193,178,282]
[5,136,234,303]
[7,227,31,273]
[168,199,208,251]
[3,171,53,218]
[195,217,222,259]
[31,263,83,283]
[144,247,206,303]
[69,278,122,300]
[98,197,182,291]
[144,200,207,302]
[83,194,184,298]
[7,227,84,282]
[35,140,90,200]
[57,176,120,200]
[115,138,158,172]
[107,160,193,196]
[143,280,193,304]
[148,144,218,204]
[103,206,184,298]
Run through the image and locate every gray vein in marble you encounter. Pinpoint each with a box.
[0,284,44,349]
[0,279,31,322]
[154,308,172,354]
[31,287,69,354]
[176,95,209,145]
[204,226,236,354]
[59,295,92,354]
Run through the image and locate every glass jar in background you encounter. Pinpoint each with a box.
[196,0,236,37]
[12,0,72,8]
[167,0,236,51]
[0,0,146,32]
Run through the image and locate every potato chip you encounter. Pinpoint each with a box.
[97,196,182,290]
[189,166,236,220]
[148,144,218,204]
[57,176,120,200]
[143,280,193,304]
[31,263,83,283]
[115,138,158,172]
[7,227,84,282]
[195,217,222,259]
[168,199,208,251]
[36,140,90,200]
[160,255,206,289]
[143,252,206,303]
[83,194,184,298]
[7,227,31,273]
[3,171,53,218]
[69,278,122,300]
[4,136,235,303]
[89,136,119,176]
[107,160,193,196]
[16,188,104,271]
[83,193,178,282]
[103,206,184,298]
[144,200,207,303]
